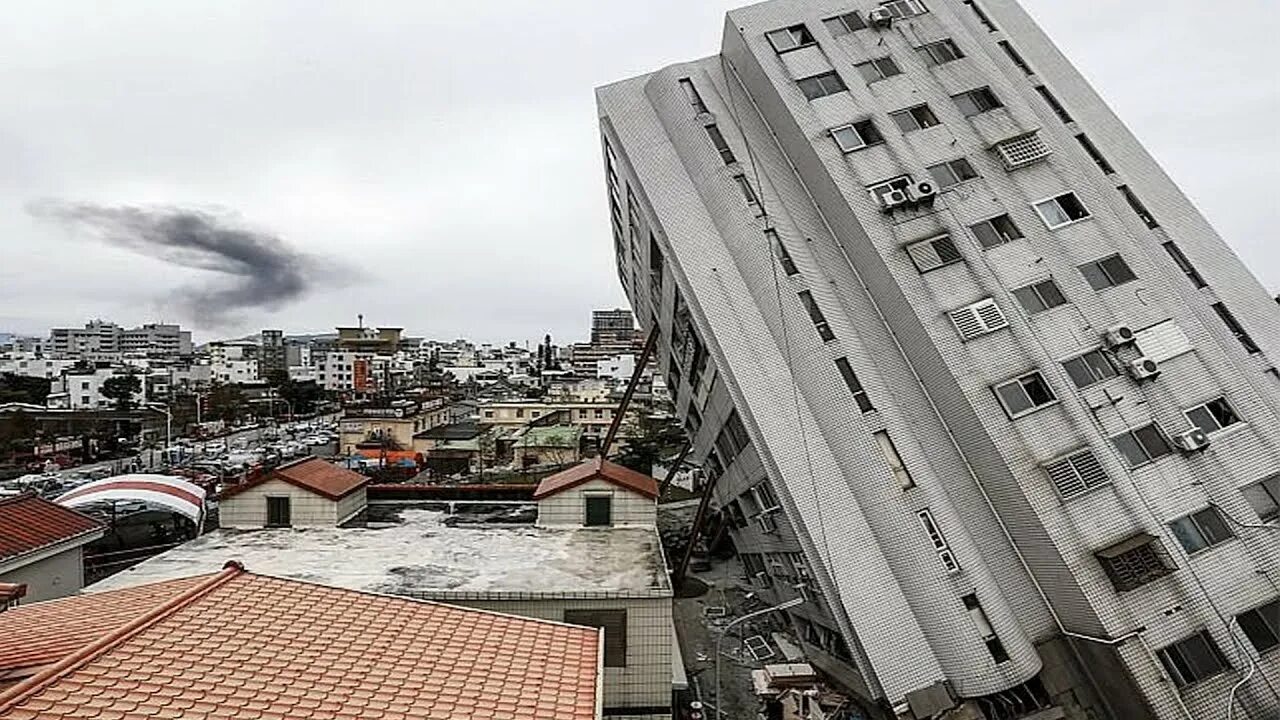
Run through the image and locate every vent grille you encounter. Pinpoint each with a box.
[949,298,1008,340]
[1044,449,1110,499]
[996,132,1053,170]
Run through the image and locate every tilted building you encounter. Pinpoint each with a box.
[596,1,1280,718]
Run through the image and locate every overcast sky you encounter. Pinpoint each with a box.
[1,1,1275,345]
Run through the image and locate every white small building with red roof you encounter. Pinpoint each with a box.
[218,457,369,529]
[534,456,659,528]
[0,494,104,603]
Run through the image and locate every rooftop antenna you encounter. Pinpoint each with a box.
[358,313,364,329]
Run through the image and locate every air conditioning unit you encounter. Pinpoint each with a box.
[868,8,894,28]
[1172,428,1211,453]
[881,188,911,212]
[915,181,937,207]
[1126,356,1161,381]
[1104,324,1137,348]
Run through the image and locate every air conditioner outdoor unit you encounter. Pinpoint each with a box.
[881,189,911,212]
[868,8,894,28]
[1126,356,1160,381]
[915,181,937,206]
[1172,428,1211,453]
[1104,324,1137,348]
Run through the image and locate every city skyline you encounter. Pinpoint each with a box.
[0,0,1275,345]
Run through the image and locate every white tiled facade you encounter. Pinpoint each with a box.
[537,478,658,528]
[219,479,366,529]
[597,1,1280,718]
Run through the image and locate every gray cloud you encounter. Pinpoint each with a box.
[27,200,333,328]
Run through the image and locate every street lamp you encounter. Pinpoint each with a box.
[713,596,804,718]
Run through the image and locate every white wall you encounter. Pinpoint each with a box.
[219,478,341,529]
[537,478,656,527]
[0,546,85,603]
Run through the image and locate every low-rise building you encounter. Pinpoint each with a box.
[47,367,145,410]
[219,457,369,529]
[0,565,603,719]
[478,399,620,440]
[0,494,105,603]
[513,424,583,467]
[0,353,77,380]
[338,398,446,454]
[94,458,677,718]
[412,420,486,475]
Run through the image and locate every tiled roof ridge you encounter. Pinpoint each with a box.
[0,561,246,711]
[0,492,34,507]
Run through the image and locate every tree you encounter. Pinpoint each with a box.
[0,373,51,405]
[278,379,324,415]
[264,368,290,389]
[613,411,686,477]
[100,374,142,411]
[207,383,246,424]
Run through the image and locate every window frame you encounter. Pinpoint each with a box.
[1034,85,1073,123]
[835,357,874,413]
[889,104,941,133]
[766,228,799,276]
[830,119,885,152]
[1238,600,1280,654]
[678,78,709,114]
[953,87,1003,117]
[704,124,736,165]
[855,55,902,83]
[997,40,1032,74]
[1061,349,1118,389]
[766,24,817,53]
[1111,423,1174,467]
[918,38,965,66]
[1184,397,1241,434]
[1156,631,1230,688]
[1212,302,1260,354]
[874,431,914,489]
[881,0,928,19]
[1079,254,1137,291]
[1075,133,1114,174]
[905,233,963,273]
[797,71,849,101]
[993,370,1058,419]
[1163,242,1207,288]
[1033,192,1091,229]
[1242,474,1280,522]
[823,11,866,35]
[1097,535,1174,591]
[798,290,836,342]
[584,492,614,527]
[969,213,1024,249]
[916,508,960,573]
[1011,278,1068,315]
[1169,507,1234,555]
[926,158,979,189]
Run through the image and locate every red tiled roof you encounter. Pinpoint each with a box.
[0,494,103,566]
[533,457,660,500]
[0,575,206,682]
[0,565,602,719]
[219,457,370,501]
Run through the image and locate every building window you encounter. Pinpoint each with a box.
[880,0,928,19]
[998,40,1032,74]
[1034,192,1091,229]
[926,158,979,189]
[766,24,816,53]
[890,104,941,133]
[797,71,848,100]
[732,174,762,214]
[766,229,798,275]
[875,431,913,489]
[1169,507,1233,554]
[823,11,866,35]
[962,595,1010,663]
[917,509,960,572]
[578,408,588,419]
[678,78,708,114]
[1163,242,1207,288]
[918,38,964,66]
[1185,397,1240,434]
[1118,185,1159,229]
[515,408,525,418]
[1242,474,1280,522]
[595,408,604,419]
[830,120,884,152]
[1079,254,1137,291]
[969,214,1024,249]
[855,56,902,83]
[1012,279,1067,314]
[705,125,736,164]
[963,0,997,31]
[1111,424,1173,467]
[798,290,835,341]
[750,482,780,516]
[564,610,627,667]
[266,497,292,528]
[1043,449,1110,499]
[906,233,962,273]
[1062,349,1118,388]
[1156,631,1229,688]
[993,371,1057,418]
[948,298,1009,341]
[952,87,1002,117]
[1075,134,1114,174]
[1237,600,1280,654]
[584,494,613,527]
[1096,534,1174,591]
[1034,85,1073,123]
[835,358,874,413]
[1212,302,1260,354]
[713,410,751,464]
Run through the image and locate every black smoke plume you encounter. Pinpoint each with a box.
[28,200,332,328]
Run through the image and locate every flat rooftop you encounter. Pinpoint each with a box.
[90,503,672,600]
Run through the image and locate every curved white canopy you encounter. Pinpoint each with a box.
[55,474,207,530]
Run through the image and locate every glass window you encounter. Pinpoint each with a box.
[1242,474,1280,522]
[767,24,816,53]
[881,0,928,19]
[798,290,835,341]
[1119,185,1159,229]
[823,12,866,35]
[969,214,1023,248]
[963,0,997,31]
[1156,631,1229,688]
[875,431,913,489]
[998,40,1032,73]
[855,56,902,83]
[1034,192,1091,229]
[926,158,979,188]
[1238,600,1280,654]
[890,104,941,133]
[1163,242,1207,288]
[1076,134,1114,174]
[1112,423,1172,467]
[831,120,884,151]
[1169,507,1233,554]
[766,229,798,275]
[918,38,964,66]
[835,357,874,412]
[953,87,1002,116]
[1080,254,1136,290]
[1185,397,1240,434]
[797,71,848,100]
[1012,279,1067,314]
[678,78,708,114]
[1035,85,1073,123]
[705,125,736,164]
[1212,303,1259,353]
[994,371,1056,418]
[1062,350,1117,388]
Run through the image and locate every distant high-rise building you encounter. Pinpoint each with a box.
[260,329,287,381]
[49,320,121,356]
[598,2,1280,719]
[50,321,190,359]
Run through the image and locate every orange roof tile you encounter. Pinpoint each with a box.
[0,565,601,719]
[0,575,207,681]
[533,457,659,500]
[0,494,103,566]
[219,457,369,502]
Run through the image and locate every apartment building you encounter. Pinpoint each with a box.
[120,323,192,358]
[597,2,1280,719]
[478,400,620,440]
[259,329,287,380]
